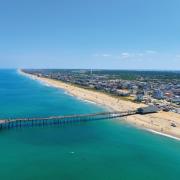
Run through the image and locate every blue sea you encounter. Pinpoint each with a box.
[0,69,180,180]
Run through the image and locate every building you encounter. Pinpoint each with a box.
[153,89,164,99]
[136,94,144,102]
[137,105,159,114]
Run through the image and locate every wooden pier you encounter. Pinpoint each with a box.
[0,110,136,130]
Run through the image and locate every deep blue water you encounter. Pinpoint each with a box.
[0,70,180,180]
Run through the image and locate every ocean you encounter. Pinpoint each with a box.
[0,69,180,180]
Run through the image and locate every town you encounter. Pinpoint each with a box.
[23,69,180,114]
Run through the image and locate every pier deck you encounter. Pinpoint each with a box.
[0,110,136,130]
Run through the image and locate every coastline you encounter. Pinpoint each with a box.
[18,69,109,110]
[147,129,180,141]
[18,69,180,140]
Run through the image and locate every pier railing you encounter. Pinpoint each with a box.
[0,110,136,130]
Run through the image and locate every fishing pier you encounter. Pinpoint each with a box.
[0,110,136,130]
[0,106,158,130]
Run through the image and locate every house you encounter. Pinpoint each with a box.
[136,94,144,102]
[153,89,164,99]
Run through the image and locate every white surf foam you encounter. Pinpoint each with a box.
[147,129,180,141]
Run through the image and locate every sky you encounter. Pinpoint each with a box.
[0,0,180,70]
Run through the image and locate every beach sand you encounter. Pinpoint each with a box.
[20,70,180,140]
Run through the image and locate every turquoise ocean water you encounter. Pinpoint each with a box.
[0,70,180,180]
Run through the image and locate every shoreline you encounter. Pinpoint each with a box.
[18,69,115,111]
[147,129,180,141]
[18,69,180,140]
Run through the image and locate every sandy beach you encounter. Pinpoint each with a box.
[20,70,180,140]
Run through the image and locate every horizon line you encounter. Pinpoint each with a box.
[17,68,180,72]
[0,68,179,72]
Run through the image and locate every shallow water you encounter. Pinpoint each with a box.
[0,70,180,180]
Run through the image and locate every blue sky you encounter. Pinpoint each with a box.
[0,0,180,70]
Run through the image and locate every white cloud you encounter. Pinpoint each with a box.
[120,52,144,59]
[93,53,111,57]
[120,52,131,59]
[102,54,111,57]
[114,52,144,60]
[93,50,158,60]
